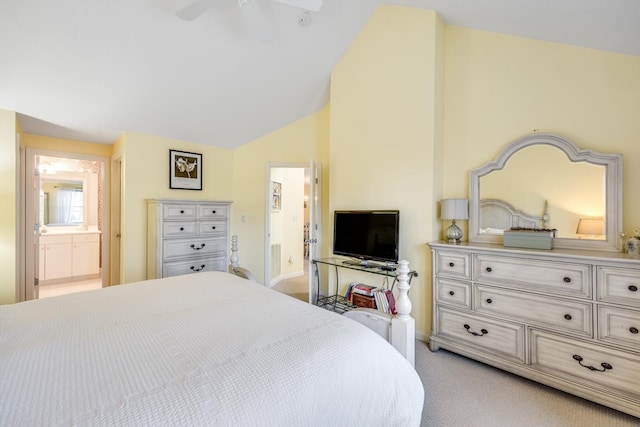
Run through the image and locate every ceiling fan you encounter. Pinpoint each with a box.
[176,0,323,42]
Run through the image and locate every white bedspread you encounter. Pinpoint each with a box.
[0,272,424,426]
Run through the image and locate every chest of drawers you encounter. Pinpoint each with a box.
[147,199,232,279]
[428,241,640,417]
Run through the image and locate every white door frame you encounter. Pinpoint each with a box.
[24,148,110,300]
[264,161,321,299]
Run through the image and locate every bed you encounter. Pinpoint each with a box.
[0,271,424,426]
[478,198,548,234]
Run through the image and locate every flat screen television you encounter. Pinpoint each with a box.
[332,210,400,265]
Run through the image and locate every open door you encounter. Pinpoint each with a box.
[265,160,321,302]
[307,160,321,304]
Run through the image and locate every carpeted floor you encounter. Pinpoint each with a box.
[415,340,639,427]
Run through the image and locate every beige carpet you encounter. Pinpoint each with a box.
[415,341,639,427]
[271,270,309,303]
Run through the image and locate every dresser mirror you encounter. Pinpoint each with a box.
[469,133,623,251]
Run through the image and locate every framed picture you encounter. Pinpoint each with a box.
[170,150,202,190]
[271,181,282,211]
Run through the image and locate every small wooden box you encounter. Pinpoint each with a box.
[351,293,376,309]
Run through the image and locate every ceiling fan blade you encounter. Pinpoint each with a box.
[240,0,275,43]
[176,1,216,21]
[273,0,323,12]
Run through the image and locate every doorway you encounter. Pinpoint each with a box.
[265,161,321,304]
[24,149,110,301]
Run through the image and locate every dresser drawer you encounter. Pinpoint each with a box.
[598,305,640,350]
[40,234,72,244]
[72,233,100,243]
[597,266,640,307]
[531,329,640,398]
[199,204,229,219]
[162,257,227,277]
[437,307,525,361]
[475,255,591,298]
[199,220,227,235]
[435,251,471,279]
[163,204,197,220]
[435,278,471,309]
[475,285,592,337]
[163,221,197,237]
[163,237,227,260]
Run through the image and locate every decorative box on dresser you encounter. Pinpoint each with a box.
[427,241,640,417]
[147,199,232,279]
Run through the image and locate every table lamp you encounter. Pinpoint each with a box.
[576,218,604,239]
[441,199,468,243]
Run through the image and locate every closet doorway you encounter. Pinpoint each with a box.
[24,149,110,301]
[265,161,321,304]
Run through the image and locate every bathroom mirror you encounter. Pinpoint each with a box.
[469,133,622,252]
[41,174,87,226]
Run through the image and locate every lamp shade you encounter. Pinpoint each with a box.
[441,199,468,220]
[576,218,604,235]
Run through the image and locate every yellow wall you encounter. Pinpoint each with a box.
[1,5,638,341]
[231,107,329,284]
[23,134,112,157]
[0,110,20,304]
[119,132,234,283]
[329,6,445,337]
[443,26,640,234]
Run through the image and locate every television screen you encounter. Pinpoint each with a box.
[333,210,399,264]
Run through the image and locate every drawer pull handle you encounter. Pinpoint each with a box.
[190,264,206,272]
[564,314,572,320]
[180,210,184,214]
[485,267,492,273]
[563,277,571,283]
[630,327,639,334]
[448,291,455,296]
[572,355,612,372]
[212,210,216,214]
[180,227,184,231]
[629,285,638,292]
[211,226,216,230]
[463,324,488,336]
[449,262,455,267]
[486,298,492,304]
[190,243,206,250]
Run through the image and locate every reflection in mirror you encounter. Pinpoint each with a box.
[40,177,84,226]
[479,145,606,239]
[469,133,623,252]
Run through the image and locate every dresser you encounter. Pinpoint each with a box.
[428,241,640,417]
[147,199,232,279]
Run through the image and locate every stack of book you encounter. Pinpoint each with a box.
[344,283,396,314]
[345,283,377,299]
[373,289,396,315]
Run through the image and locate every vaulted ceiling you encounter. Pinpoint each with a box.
[1,1,638,148]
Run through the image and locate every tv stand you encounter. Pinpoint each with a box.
[312,257,419,366]
[313,257,417,313]
[342,259,383,268]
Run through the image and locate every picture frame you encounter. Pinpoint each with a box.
[170,149,202,190]
[271,181,282,211]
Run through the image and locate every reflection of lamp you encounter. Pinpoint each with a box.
[441,199,468,244]
[576,218,604,239]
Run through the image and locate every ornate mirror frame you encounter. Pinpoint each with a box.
[469,133,623,252]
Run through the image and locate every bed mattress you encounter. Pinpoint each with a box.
[0,272,423,426]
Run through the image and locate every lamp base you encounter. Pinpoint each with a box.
[445,221,463,244]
